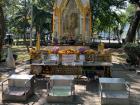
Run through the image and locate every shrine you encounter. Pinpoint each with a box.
[2,0,140,104]
[52,0,92,44]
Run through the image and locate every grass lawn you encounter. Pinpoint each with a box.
[12,46,30,63]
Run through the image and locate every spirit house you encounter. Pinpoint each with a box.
[52,0,92,44]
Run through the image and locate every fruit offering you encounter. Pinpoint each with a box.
[40,48,51,54]
[52,46,59,54]
[58,49,79,54]
[84,49,97,54]
[29,47,41,59]
[79,47,86,54]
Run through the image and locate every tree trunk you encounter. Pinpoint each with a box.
[0,6,5,61]
[23,0,29,52]
[109,27,111,44]
[126,10,140,42]
[116,29,121,44]
[35,25,39,44]
[23,28,29,52]
[136,24,140,43]
[138,28,140,41]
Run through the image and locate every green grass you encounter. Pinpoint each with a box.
[12,46,30,62]
[14,39,34,42]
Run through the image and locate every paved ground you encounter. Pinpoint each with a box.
[0,63,140,105]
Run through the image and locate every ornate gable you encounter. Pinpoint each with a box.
[54,0,90,15]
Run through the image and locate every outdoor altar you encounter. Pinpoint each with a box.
[29,0,112,79]
[27,1,113,102]
[30,43,112,78]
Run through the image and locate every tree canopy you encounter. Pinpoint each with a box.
[126,0,140,42]
[1,0,140,48]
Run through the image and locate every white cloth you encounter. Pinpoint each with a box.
[6,48,15,68]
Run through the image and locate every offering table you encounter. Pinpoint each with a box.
[30,62,112,77]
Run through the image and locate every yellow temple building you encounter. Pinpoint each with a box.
[53,0,92,44]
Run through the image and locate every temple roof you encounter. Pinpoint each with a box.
[56,0,63,7]
[54,0,90,8]
[81,0,90,6]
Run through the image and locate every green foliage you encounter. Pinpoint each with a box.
[33,5,52,32]
[125,4,136,22]
[123,43,140,65]
[0,0,8,6]
[33,0,54,12]
[91,0,127,33]
[6,0,54,34]
[129,0,140,4]
[5,0,30,34]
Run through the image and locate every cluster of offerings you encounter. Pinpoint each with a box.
[29,46,111,64]
[29,48,42,63]
[40,47,59,64]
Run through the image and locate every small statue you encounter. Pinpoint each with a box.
[98,42,105,54]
